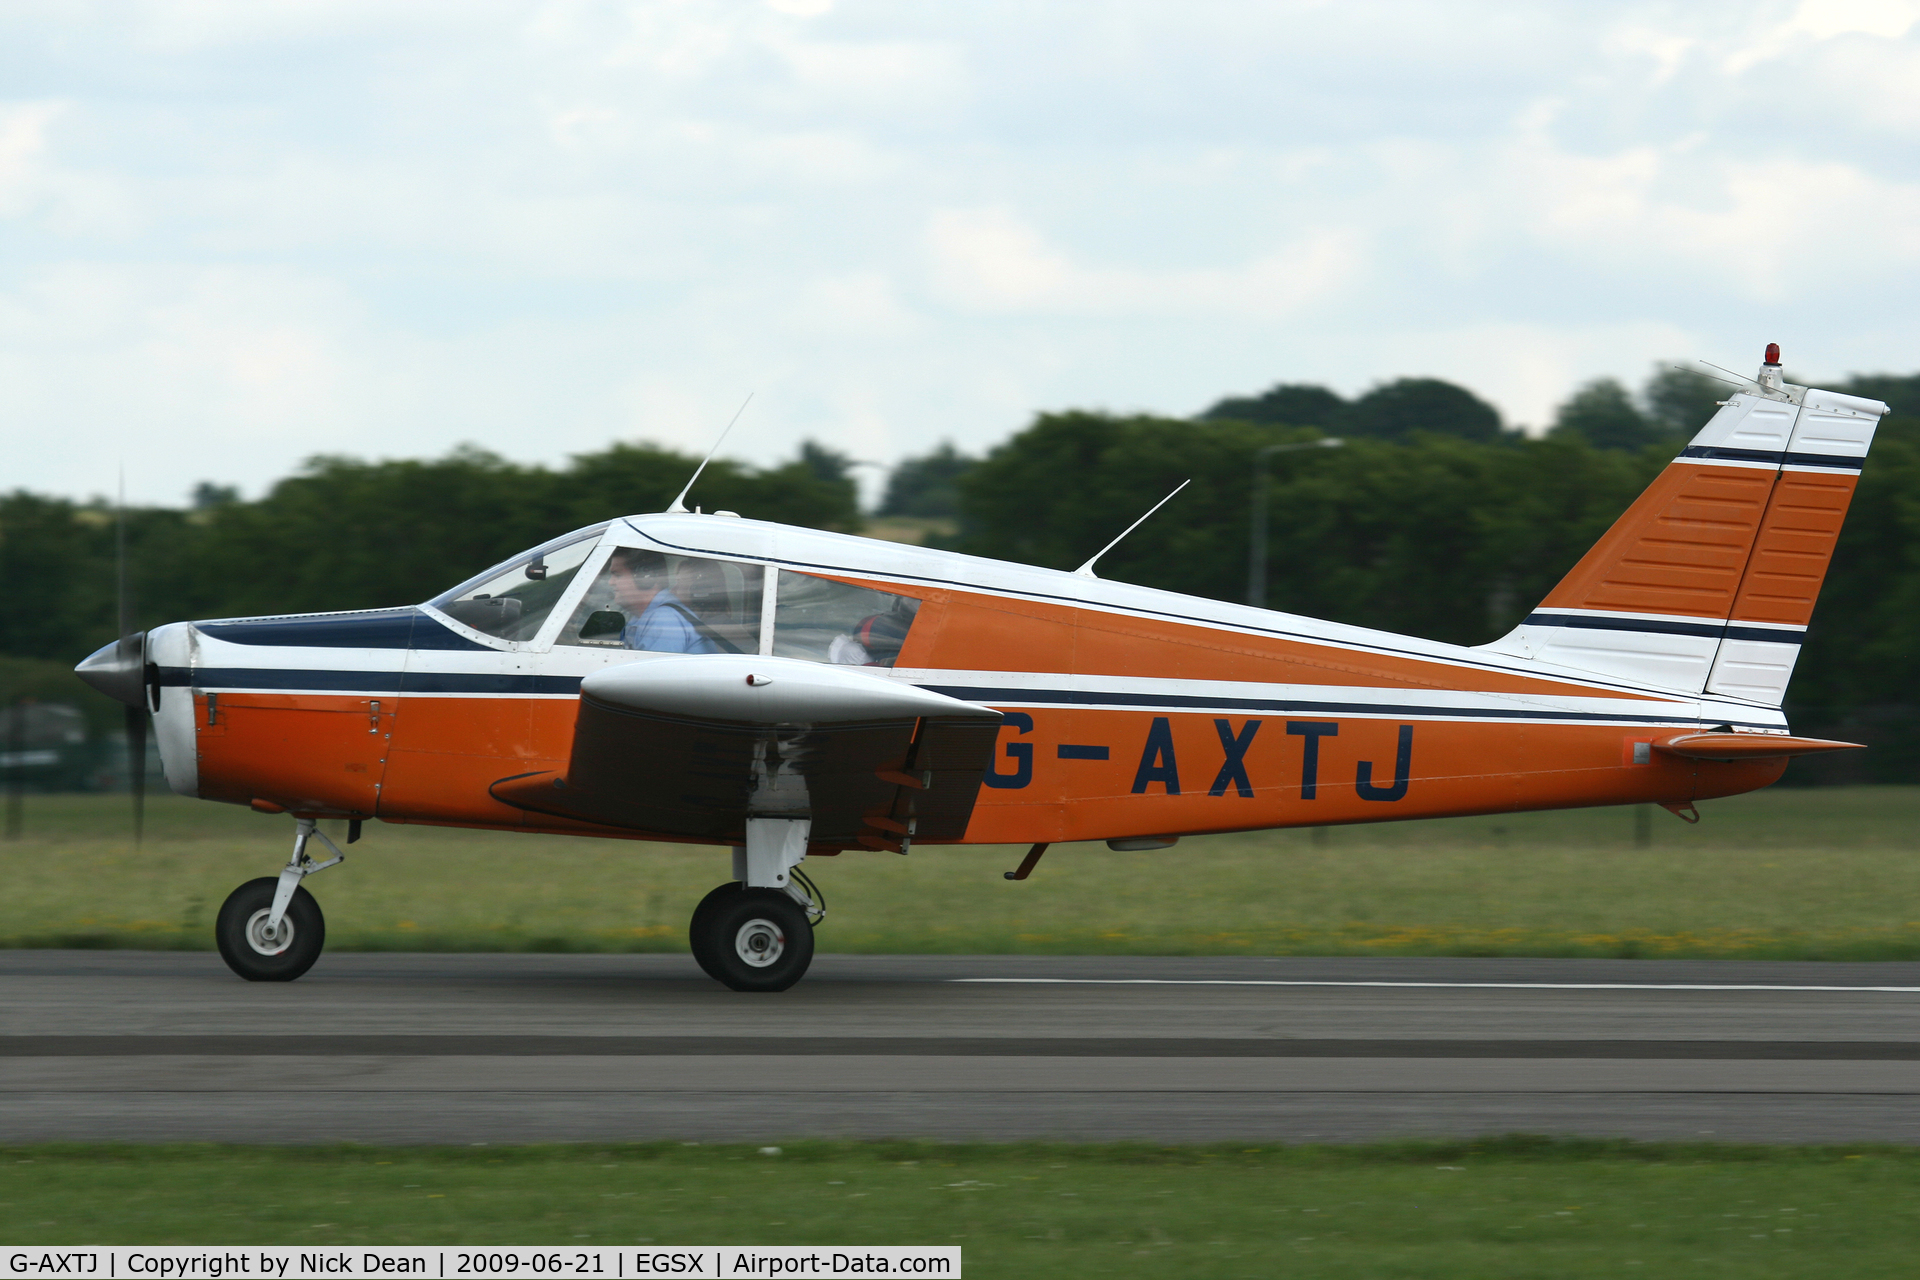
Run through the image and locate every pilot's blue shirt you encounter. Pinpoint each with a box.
[622,588,718,654]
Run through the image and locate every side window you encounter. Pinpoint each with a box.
[431,534,601,643]
[559,551,765,653]
[772,571,920,667]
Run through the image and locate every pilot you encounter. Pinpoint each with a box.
[606,550,718,654]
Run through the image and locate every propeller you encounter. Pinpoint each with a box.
[72,476,149,845]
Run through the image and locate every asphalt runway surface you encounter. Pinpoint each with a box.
[4,950,1920,1144]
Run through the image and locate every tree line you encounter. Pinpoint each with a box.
[0,443,857,733]
[5,365,1916,781]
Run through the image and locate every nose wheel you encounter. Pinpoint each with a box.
[214,816,345,982]
[688,884,814,992]
[215,876,326,981]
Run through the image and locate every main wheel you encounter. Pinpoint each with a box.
[691,886,813,992]
[687,881,743,981]
[215,876,326,982]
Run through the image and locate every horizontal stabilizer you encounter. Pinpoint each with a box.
[1653,732,1864,761]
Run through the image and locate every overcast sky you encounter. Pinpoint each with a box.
[4,0,1918,506]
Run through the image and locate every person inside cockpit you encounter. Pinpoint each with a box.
[606,549,719,654]
[827,610,912,666]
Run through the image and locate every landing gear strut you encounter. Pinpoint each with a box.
[215,817,344,982]
[690,816,818,992]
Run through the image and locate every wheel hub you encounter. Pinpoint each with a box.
[733,917,786,968]
[243,908,294,957]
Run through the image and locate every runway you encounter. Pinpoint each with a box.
[4,950,1919,1145]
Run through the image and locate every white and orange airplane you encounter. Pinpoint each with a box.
[77,346,1885,991]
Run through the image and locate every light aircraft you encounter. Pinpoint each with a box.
[77,346,1886,991]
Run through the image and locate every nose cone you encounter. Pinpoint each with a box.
[75,633,147,707]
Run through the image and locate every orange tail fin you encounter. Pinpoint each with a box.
[1480,358,1888,704]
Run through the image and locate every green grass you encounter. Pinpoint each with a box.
[5,1139,1920,1275]
[3,788,1920,960]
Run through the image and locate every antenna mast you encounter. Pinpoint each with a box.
[667,393,755,514]
[1074,479,1190,578]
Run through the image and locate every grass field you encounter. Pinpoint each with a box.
[4,1139,1919,1276]
[3,787,1918,960]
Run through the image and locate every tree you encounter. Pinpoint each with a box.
[952,411,1657,646]
[877,443,975,518]
[1642,366,1725,435]
[1836,373,1920,410]
[190,482,240,509]
[0,441,863,665]
[1344,378,1504,442]
[796,440,855,487]
[1549,378,1670,451]
[1198,383,1347,429]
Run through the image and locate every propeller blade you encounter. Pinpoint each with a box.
[125,701,146,847]
[116,468,131,639]
[116,467,143,845]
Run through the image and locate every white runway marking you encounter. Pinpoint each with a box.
[950,978,1920,993]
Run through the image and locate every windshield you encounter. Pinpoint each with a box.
[428,525,607,643]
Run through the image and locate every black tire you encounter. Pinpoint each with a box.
[692,887,814,992]
[215,876,326,982]
[687,881,743,981]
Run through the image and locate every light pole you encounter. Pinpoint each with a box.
[1247,438,1344,609]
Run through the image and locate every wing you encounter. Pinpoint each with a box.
[489,653,1003,849]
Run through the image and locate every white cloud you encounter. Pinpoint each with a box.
[1,1,1918,506]
[925,207,1361,319]
[1727,0,1920,71]
[0,102,60,210]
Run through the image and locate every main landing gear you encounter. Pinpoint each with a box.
[690,816,822,992]
[215,817,346,982]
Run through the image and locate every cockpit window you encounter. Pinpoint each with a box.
[772,571,920,667]
[558,551,765,653]
[430,531,602,643]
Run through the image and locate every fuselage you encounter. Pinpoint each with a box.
[140,511,1787,847]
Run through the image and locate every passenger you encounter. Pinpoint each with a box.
[827,611,912,666]
[606,550,718,654]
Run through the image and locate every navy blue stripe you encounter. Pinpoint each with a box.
[402,672,584,695]
[1523,613,1805,646]
[1784,451,1865,470]
[1681,445,1782,465]
[190,667,407,693]
[919,684,1721,728]
[181,667,582,696]
[194,608,493,651]
[1056,744,1110,760]
[1725,625,1805,644]
[1680,445,1864,471]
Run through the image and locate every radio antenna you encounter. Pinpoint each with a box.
[1693,359,1764,391]
[1074,479,1190,578]
[1678,362,1749,391]
[667,393,755,514]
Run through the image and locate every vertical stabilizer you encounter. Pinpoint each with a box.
[1479,350,1887,703]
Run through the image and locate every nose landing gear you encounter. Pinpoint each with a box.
[214,817,345,982]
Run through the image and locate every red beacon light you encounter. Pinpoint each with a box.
[1756,342,1785,392]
